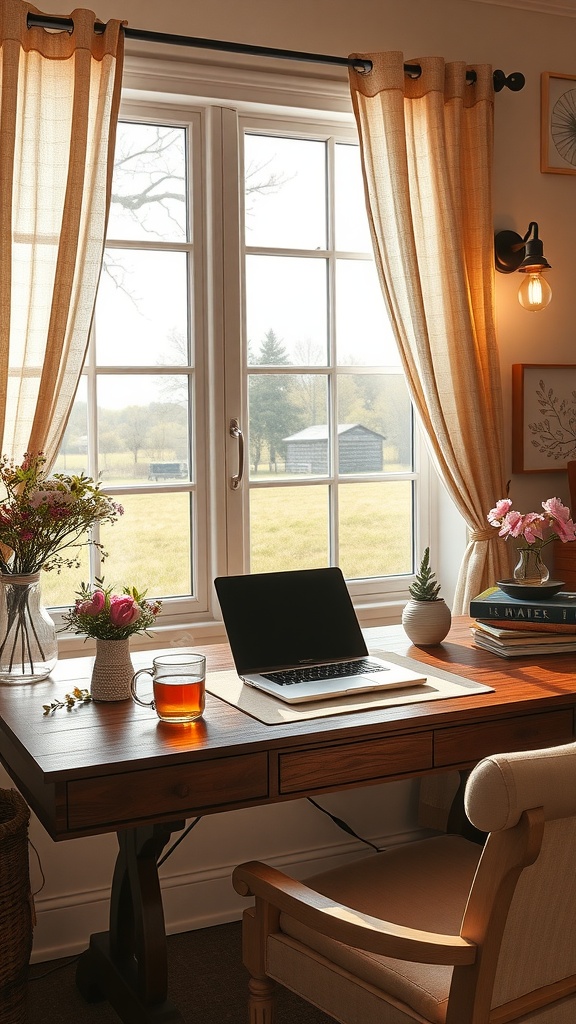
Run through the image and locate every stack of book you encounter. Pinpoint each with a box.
[469,586,576,658]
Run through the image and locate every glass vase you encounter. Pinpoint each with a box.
[0,573,57,682]
[513,546,550,586]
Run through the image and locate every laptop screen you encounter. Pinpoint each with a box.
[214,567,368,674]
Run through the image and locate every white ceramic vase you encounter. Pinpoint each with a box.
[401,598,452,647]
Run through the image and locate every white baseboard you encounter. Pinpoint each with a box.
[30,826,423,963]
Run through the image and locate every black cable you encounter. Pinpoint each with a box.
[156,816,203,867]
[307,797,385,853]
[29,838,46,897]
[29,955,80,981]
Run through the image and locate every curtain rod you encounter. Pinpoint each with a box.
[25,13,525,91]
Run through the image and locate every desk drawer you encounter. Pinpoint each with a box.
[279,732,433,795]
[67,752,269,830]
[434,710,574,768]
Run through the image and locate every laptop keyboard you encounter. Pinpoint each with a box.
[261,658,384,686]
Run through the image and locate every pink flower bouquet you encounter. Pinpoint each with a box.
[62,581,162,640]
[0,452,123,575]
[487,496,576,549]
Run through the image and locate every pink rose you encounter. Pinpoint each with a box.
[109,595,141,628]
[542,497,576,542]
[496,509,523,539]
[487,498,512,525]
[519,512,545,544]
[78,590,106,616]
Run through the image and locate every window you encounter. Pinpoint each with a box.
[242,127,413,581]
[45,115,208,625]
[46,63,428,634]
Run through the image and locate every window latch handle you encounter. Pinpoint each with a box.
[230,418,244,490]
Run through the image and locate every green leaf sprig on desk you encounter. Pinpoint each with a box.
[42,686,92,714]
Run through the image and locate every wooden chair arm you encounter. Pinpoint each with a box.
[233,861,476,966]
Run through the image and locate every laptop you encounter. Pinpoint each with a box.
[214,567,427,704]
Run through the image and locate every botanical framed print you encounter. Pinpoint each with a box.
[512,364,576,472]
[541,72,576,174]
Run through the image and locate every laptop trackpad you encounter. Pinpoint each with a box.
[345,670,424,693]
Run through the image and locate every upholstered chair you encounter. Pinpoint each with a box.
[233,742,576,1024]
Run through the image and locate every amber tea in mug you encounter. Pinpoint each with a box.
[131,652,206,723]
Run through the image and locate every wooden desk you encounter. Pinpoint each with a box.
[1,618,575,1022]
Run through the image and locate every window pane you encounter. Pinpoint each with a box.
[249,373,328,478]
[337,373,412,472]
[246,256,327,365]
[95,250,189,366]
[41,548,91,610]
[250,486,329,572]
[99,492,192,598]
[52,376,88,476]
[336,259,398,366]
[339,482,413,579]
[107,123,187,242]
[96,375,190,484]
[335,143,372,252]
[245,134,326,249]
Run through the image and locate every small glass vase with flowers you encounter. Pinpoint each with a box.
[62,582,162,701]
[487,496,576,590]
[0,452,123,682]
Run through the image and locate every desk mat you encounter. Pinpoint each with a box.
[206,649,494,725]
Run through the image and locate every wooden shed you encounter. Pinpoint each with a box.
[284,424,385,474]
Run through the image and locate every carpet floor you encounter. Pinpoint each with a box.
[26,921,337,1023]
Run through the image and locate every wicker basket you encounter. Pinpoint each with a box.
[0,789,33,1024]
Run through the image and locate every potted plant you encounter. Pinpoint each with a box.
[61,581,162,701]
[401,547,451,646]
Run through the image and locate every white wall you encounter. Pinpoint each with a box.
[14,0,576,959]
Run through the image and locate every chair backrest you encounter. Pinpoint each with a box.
[448,742,576,1024]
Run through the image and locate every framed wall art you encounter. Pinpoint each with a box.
[541,72,576,174]
[512,364,576,472]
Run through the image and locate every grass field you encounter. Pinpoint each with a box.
[43,458,412,608]
[250,481,412,578]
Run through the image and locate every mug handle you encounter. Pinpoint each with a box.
[130,668,155,709]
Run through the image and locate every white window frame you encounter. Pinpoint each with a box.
[55,52,433,652]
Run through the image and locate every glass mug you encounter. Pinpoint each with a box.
[131,652,206,723]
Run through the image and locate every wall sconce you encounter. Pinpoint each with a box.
[494,222,552,311]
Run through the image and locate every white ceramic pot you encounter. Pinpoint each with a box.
[401,598,451,647]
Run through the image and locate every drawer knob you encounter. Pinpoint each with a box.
[175,783,190,798]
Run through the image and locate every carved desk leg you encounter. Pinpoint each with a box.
[76,820,185,1024]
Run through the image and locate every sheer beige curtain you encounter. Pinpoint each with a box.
[0,0,124,470]
[349,52,510,613]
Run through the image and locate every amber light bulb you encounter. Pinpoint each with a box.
[518,272,552,311]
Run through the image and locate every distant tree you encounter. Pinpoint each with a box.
[155,329,190,407]
[291,339,326,423]
[249,330,302,472]
[99,430,123,469]
[110,126,186,236]
[119,407,149,467]
[244,156,293,231]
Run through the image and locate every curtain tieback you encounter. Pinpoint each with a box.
[469,528,495,542]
